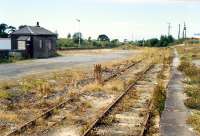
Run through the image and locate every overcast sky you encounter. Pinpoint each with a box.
[1,0,200,41]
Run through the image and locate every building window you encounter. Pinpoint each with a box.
[45,40,52,50]
[18,41,26,50]
[39,40,43,49]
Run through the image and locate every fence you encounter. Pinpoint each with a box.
[0,50,25,60]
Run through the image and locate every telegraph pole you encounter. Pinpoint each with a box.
[178,24,181,39]
[168,23,171,36]
[76,19,81,47]
[183,22,187,39]
[184,22,187,39]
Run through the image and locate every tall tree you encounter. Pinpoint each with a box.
[0,23,8,33]
[88,36,92,42]
[7,26,16,33]
[0,23,8,38]
[97,34,110,42]
[67,33,71,39]
[73,32,83,44]
[0,23,16,38]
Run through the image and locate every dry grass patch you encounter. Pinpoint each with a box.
[112,90,138,113]
[177,45,200,134]
[0,112,19,123]
[0,82,17,90]
[99,115,117,126]
[152,80,166,115]
[104,80,125,93]
[82,80,125,94]
[187,111,200,134]
[83,83,103,93]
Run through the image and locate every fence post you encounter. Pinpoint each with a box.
[94,64,102,84]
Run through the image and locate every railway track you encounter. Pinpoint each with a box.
[82,64,161,136]
[5,59,144,136]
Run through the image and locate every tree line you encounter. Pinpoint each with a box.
[0,23,180,48]
[133,35,176,47]
[57,33,121,49]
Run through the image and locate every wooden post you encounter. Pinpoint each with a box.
[94,64,102,84]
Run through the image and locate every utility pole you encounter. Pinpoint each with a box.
[168,23,171,36]
[183,22,187,39]
[76,19,81,47]
[131,33,134,42]
[184,22,187,39]
[178,24,181,40]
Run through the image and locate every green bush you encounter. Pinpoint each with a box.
[135,35,175,47]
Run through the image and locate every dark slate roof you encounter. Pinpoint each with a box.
[11,26,57,36]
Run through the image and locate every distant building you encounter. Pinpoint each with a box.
[192,33,200,40]
[10,22,57,58]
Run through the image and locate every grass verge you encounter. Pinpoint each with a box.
[177,45,200,134]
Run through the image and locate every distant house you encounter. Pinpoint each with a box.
[10,22,57,58]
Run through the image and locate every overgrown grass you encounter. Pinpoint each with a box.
[0,112,19,123]
[177,45,200,134]
[0,56,23,64]
[178,61,200,110]
[99,115,116,125]
[146,49,172,136]
[153,81,166,115]
[187,112,200,134]
[152,48,172,115]
[83,83,103,93]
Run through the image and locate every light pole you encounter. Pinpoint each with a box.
[76,19,81,47]
[167,23,171,36]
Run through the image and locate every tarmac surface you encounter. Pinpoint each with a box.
[160,49,196,136]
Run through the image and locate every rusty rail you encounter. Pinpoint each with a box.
[5,60,143,136]
[82,64,154,136]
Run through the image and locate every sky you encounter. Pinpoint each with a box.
[1,0,200,41]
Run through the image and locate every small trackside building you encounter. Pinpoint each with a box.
[10,22,57,58]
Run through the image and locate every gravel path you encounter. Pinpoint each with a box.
[0,50,137,80]
[160,49,196,136]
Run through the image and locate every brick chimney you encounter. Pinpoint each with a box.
[36,22,40,27]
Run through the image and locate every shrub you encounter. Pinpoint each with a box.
[184,98,200,110]
[153,82,166,115]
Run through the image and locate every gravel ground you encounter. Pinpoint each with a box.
[0,49,139,80]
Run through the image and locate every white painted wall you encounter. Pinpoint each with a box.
[0,38,11,50]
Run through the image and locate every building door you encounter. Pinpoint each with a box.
[45,40,52,57]
[26,40,33,58]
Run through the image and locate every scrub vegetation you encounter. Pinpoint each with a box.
[177,44,200,134]
[146,48,172,136]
